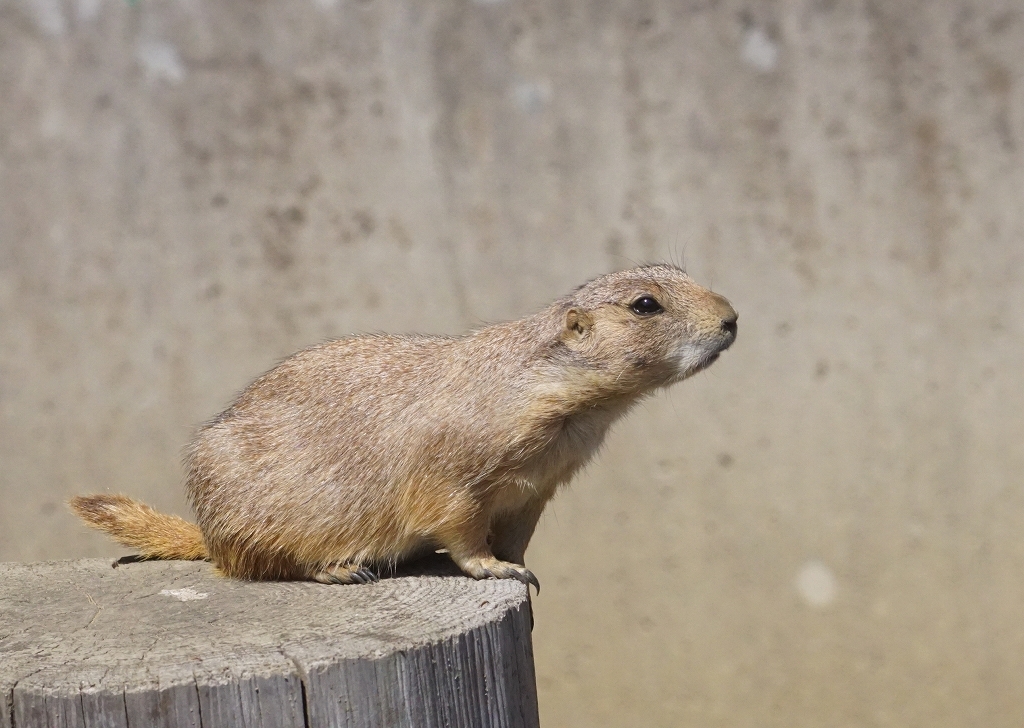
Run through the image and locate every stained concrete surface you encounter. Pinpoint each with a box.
[1,1,1023,726]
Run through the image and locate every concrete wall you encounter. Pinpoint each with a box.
[2,0,1023,725]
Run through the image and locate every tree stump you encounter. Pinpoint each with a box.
[0,558,539,728]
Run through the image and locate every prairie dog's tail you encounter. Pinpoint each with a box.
[69,494,208,561]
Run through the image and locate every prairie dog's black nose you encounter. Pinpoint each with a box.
[711,293,738,339]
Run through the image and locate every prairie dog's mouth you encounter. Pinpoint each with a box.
[686,350,720,376]
[674,337,731,379]
[695,350,720,369]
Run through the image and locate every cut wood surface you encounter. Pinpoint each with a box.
[0,558,538,728]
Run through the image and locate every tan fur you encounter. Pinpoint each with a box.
[71,265,737,587]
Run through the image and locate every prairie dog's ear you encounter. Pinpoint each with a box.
[563,307,593,342]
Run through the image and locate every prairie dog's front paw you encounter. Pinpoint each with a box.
[457,556,540,593]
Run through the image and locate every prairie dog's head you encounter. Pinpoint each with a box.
[558,264,737,392]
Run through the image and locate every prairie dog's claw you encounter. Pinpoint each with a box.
[502,567,540,594]
[314,563,378,585]
[352,567,379,583]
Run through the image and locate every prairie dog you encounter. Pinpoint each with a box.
[72,265,737,589]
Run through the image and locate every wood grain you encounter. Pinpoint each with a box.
[0,559,538,728]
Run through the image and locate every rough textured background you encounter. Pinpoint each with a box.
[1,0,1022,726]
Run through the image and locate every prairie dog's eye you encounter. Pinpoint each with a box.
[630,296,663,315]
